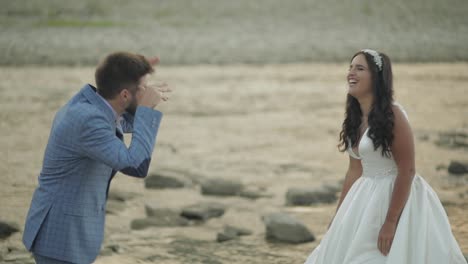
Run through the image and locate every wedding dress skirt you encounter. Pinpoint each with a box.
[304,104,466,264]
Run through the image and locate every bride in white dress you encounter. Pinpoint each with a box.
[304,49,466,264]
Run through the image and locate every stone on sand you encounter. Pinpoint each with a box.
[145,173,187,189]
[131,205,190,230]
[108,190,137,202]
[322,182,342,193]
[448,161,468,175]
[263,212,315,244]
[436,130,468,149]
[286,186,337,206]
[181,202,226,221]
[217,225,253,242]
[105,200,127,215]
[201,178,244,196]
[145,204,191,227]
[0,221,19,240]
[238,187,273,200]
[100,244,121,256]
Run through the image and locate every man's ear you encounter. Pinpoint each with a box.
[119,88,130,102]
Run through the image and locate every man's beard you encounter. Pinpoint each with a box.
[125,96,138,116]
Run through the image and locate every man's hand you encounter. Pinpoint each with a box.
[377,220,397,256]
[147,56,160,66]
[138,83,172,109]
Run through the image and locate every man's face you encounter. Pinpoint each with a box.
[125,74,148,115]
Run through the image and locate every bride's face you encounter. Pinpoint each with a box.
[347,54,372,98]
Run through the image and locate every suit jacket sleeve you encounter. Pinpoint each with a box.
[120,112,135,133]
[78,106,162,177]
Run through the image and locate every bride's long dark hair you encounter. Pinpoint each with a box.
[338,50,395,157]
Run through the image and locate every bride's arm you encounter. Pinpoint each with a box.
[328,156,362,228]
[378,105,416,255]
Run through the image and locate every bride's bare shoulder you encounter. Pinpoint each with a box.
[391,102,413,139]
[392,102,409,122]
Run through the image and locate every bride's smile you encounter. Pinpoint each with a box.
[347,54,373,98]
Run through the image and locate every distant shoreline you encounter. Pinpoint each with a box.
[1,0,468,66]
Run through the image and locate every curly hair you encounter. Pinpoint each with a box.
[338,50,395,157]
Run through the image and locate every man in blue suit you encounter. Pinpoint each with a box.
[23,52,171,263]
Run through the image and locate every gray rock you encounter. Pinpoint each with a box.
[262,212,315,244]
[181,202,226,221]
[130,218,156,230]
[145,173,187,189]
[238,189,262,199]
[216,231,239,243]
[217,228,238,242]
[108,190,136,202]
[225,225,253,236]
[436,164,447,171]
[217,225,253,242]
[106,190,135,215]
[238,187,273,200]
[448,161,468,175]
[131,205,190,229]
[435,131,468,149]
[100,244,121,256]
[145,204,190,223]
[322,182,342,193]
[201,178,244,196]
[0,221,19,240]
[145,204,178,217]
[416,133,430,142]
[142,204,191,227]
[106,200,127,215]
[286,186,337,206]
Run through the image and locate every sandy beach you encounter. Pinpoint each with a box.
[1,63,467,263]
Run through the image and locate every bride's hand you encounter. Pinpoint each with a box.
[378,220,397,256]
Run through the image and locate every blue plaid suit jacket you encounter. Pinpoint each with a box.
[23,84,162,263]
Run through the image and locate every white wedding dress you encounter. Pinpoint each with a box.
[304,103,467,264]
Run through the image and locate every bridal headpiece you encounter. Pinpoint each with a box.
[361,49,382,71]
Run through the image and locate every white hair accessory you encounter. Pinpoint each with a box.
[361,49,383,71]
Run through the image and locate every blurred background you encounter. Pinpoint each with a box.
[1,0,468,65]
[1,1,467,263]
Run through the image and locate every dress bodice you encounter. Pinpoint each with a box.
[347,103,409,178]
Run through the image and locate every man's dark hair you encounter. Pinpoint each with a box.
[95,52,154,99]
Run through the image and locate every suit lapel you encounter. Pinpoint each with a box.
[81,84,123,199]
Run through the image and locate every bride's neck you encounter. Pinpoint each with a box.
[357,96,373,119]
